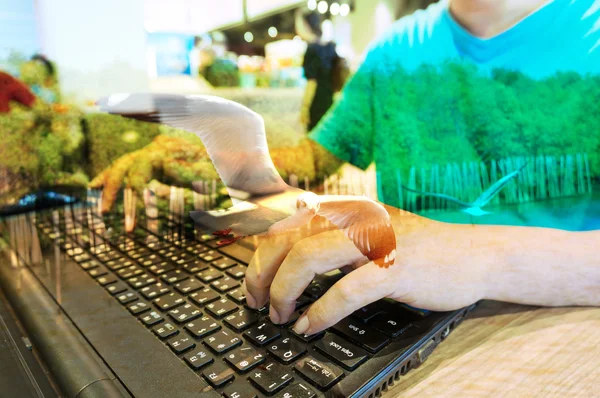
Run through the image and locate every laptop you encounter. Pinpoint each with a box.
[0,183,472,398]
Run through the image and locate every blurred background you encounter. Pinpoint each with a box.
[1,0,436,102]
[0,0,436,209]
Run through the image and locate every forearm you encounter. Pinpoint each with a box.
[477,225,600,306]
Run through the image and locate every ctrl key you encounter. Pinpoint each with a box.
[294,355,343,390]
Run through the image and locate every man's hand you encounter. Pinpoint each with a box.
[242,203,492,336]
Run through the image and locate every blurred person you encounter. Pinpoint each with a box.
[296,10,340,130]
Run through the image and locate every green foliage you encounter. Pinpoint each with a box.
[370,61,600,207]
[203,59,240,87]
[84,113,161,178]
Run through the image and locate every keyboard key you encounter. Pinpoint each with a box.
[212,257,237,271]
[138,253,164,267]
[198,250,222,263]
[181,260,210,275]
[174,277,203,295]
[154,292,185,311]
[168,303,202,324]
[140,310,164,326]
[303,282,328,300]
[224,310,258,332]
[270,310,301,327]
[105,257,135,271]
[196,268,223,283]
[223,381,259,398]
[332,318,389,353]
[160,269,189,284]
[116,265,144,279]
[97,274,118,286]
[73,252,91,263]
[294,355,343,390]
[148,261,175,276]
[225,345,265,373]
[370,315,416,338]
[295,296,311,310]
[152,322,179,339]
[291,330,324,344]
[116,291,138,304]
[169,251,195,265]
[158,246,177,258]
[245,303,269,315]
[275,382,317,398]
[244,322,281,347]
[189,288,219,306]
[249,361,293,394]
[88,266,108,278]
[202,361,235,388]
[185,316,221,339]
[127,273,156,289]
[268,337,307,364]
[226,288,246,304]
[140,283,171,300]
[204,330,242,354]
[96,251,122,263]
[352,302,386,323]
[226,264,247,279]
[115,236,138,252]
[185,242,209,255]
[206,298,238,318]
[80,260,100,270]
[128,301,151,315]
[106,281,128,295]
[211,277,240,293]
[167,335,195,354]
[315,334,368,370]
[146,239,170,251]
[183,348,214,370]
[127,247,151,260]
[196,233,217,243]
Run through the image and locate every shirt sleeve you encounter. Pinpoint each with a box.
[308,50,377,170]
[302,45,319,80]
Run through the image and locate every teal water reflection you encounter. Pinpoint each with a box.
[419,187,600,232]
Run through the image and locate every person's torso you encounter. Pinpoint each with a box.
[368,0,600,230]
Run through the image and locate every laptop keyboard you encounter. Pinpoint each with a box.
[34,210,426,397]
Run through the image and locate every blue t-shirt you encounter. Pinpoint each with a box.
[310,0,600,230]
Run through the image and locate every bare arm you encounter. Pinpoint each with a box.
[480,226,600,306]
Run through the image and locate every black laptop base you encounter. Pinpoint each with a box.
[0,207,473,397]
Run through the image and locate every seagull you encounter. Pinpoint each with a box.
[96,93,397,268]
[402,162,528,216]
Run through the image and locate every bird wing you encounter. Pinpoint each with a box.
[401,185,472,208]
[266,208,317,236]
[190,201,290,236]
[96,93,286,195]
[317,196,397,268]
[472,162,528,208]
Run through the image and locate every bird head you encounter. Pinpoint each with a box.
[296,192,320,214]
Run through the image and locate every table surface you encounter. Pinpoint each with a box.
[385,301,600,397]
